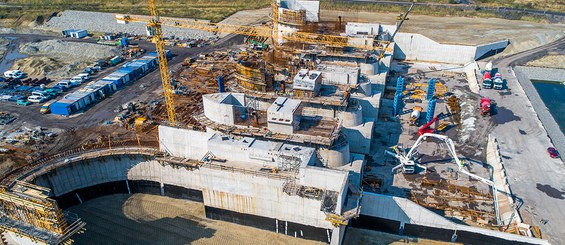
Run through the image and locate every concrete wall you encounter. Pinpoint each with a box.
[318,64,360,86]
[394,33,509,64]
[200,167,333,228]
[345,22,380,36]
[343,121,373,155]
[33,155,144,196]
[394,33,477,64]
[299,166,348,192]
[283,0,320,22]
[203,94,245,125]
[159,126,214,159]
[268,122,295,134]
[128,160,202,191]
[360,192,550,245]
[31,154,337,230]
[475,40,510,60]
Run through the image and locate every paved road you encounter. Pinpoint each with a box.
[481,38,565,243]
[0,33,243,131]
[337,0,565,17]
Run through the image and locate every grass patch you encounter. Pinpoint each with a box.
[0,0,556,27]
[1,0,271,22]
[320,0,550,23]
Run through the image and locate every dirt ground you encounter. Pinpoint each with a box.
[67,193,325,245]
[68,193,454,245]
[11,39,119,79]
[320,10,564,54]
[526,54,565,69]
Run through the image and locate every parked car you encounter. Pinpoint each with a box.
[548,147,560,159]
[44,87,63,97]
[92,65,103,72]
[31,91,51,100]
[27,95,44,103]
[78,73,90,81]
[70,76,85,84]
[17,99,31,106]
[4,70,26,79]
[40,102,52,114]
[9,95,25,102]
[83,67,96,75]
[57,80,74,90]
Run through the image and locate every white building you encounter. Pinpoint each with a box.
[267,97,302,134]
[293,69,322,96]
[202,93,246,126]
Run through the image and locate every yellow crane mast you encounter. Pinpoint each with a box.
[146,0,177,124]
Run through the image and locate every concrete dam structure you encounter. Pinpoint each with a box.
[22,125,364,244]
[5,125,547,245]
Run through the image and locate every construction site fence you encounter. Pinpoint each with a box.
[1,140,160,187]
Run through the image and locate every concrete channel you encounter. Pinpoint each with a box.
[513,66,565,162]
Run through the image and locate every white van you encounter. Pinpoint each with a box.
[31,91,50,100]
[57,80,73,89]
[78,73,90,81]
[27,95,44,103]
[70,76,85,84]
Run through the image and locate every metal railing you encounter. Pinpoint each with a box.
[202,161,294,181]
[1,141,160,187]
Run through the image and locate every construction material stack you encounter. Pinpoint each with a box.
[393,76,405,116]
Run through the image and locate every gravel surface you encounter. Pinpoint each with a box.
[44,10,215,40]
[513,66,565,161]
[20,39,117,61]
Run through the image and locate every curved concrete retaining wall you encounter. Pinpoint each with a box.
[26,152,337,243]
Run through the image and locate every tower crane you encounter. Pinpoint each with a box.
[377,1,414,62]
[115,1,392,52]
[122,0,395,124]
[145,0,177,124]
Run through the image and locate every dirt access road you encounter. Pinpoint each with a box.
[0,33,243,131]
[482,37,565,243]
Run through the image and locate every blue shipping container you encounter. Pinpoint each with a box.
[50,102,72,116]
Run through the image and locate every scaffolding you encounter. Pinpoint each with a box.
[0,182,85,244]
[235,61,274,92]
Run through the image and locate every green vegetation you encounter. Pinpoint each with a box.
[473,0,564,12]
[0,0,271,24]
[320,1,549,23]
[0,0,558,27]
